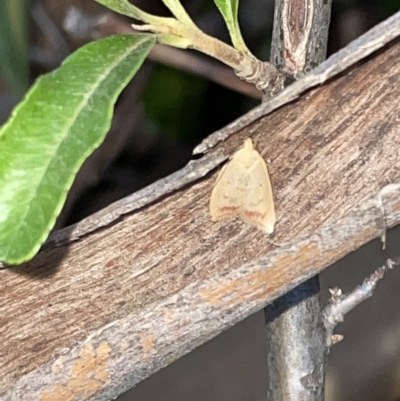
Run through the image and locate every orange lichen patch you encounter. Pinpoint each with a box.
[199,242,321,307]
[40,342,112,401]
[66,378,103,398]
[142,333,155,356]
[71,342,111,383]
[40,384,74,401]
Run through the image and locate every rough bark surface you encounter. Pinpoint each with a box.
[1,21,400,401]
[270,0,331,75]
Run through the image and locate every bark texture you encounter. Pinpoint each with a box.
[1,14,400,401]
[270,0,331,76]
[265,279,325,400]
[266,1,331,400]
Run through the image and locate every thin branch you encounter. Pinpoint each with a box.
[323,257,400,347]
[149,44,262,98]
[63,10,262,99]
[131,21,285,93]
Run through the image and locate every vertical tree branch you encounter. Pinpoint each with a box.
[264,0,332,400]
[270,0,332,77]
[265,278,326,399]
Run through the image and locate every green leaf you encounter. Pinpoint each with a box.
[213,0,252,56]
[0,33,155,264]
[0,0,29,95]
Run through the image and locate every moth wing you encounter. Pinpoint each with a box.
[240,153,276,234]
[209,158,246,221]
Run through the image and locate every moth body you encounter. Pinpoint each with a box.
[209,138,276,234]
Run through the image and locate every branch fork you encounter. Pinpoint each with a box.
[323,257,400,348]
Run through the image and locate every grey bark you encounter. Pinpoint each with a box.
[270,0,332,77]
[265,279,326,400]
[265,0,332,400]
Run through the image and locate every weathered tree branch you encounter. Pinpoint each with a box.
[1,11,400,401]
[323,256,400,347]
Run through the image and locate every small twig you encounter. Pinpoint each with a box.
[149,44,262,99]
[129,16,285,93]
[63,9,262,99]
[91,1,287,92]
[323,257,400,347]
[105,13,263,98]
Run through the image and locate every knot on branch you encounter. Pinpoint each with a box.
[235,59,289,97]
